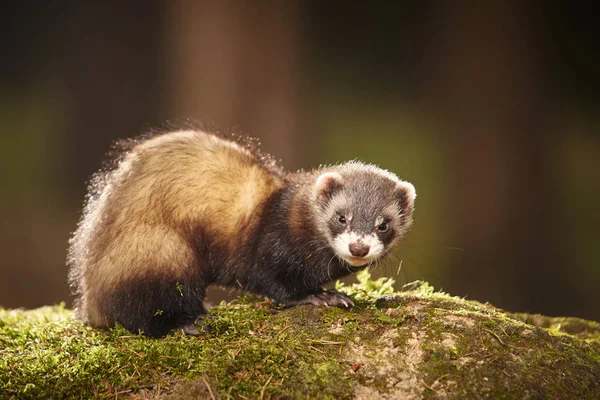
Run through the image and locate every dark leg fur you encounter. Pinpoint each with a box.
[98,274,207,337]
[241,269,354,310]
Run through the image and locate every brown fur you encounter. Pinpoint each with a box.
[69,130,284,328]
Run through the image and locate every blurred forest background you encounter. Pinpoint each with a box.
[1,1,598,321]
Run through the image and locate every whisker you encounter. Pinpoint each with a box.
[326,254,336,281]
[388,253,401,265]
[373,260,380,274]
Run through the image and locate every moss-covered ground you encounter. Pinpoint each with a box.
[1,272,599,399]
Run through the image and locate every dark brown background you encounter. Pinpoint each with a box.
[1,1,598,321]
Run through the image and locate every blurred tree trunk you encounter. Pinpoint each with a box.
[63,2,163,197]
[164,0,306,170]
[5,3,164,309]
[425,2,571,315]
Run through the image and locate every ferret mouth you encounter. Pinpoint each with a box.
[343,256,373,267]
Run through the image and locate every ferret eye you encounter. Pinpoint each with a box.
[377,222,388,232]
[338,215,347,225]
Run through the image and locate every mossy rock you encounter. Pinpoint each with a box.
[1,273,599,399]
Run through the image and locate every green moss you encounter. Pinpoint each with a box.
[0,299,356,399]
[1,274,599,399]
[336,269,396,302]
[510,312,600,350]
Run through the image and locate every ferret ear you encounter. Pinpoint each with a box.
[395,180,416,218]
[313,172,343,204]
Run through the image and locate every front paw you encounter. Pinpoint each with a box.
[287,290,354,309]
[178,323,200,336]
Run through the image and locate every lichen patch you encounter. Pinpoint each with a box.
[442,314,476,328]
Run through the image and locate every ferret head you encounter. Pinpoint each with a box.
[312,162,416,268]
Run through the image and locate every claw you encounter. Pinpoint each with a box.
[285,290,354,309]
[180,323,200,336]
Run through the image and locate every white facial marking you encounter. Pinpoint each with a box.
[361,233,384,256]
[316,193,350,235]
[332,231,385,267]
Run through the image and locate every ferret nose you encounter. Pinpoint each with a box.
[349,242,370,257]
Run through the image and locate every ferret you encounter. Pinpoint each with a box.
[67,127,416,337]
